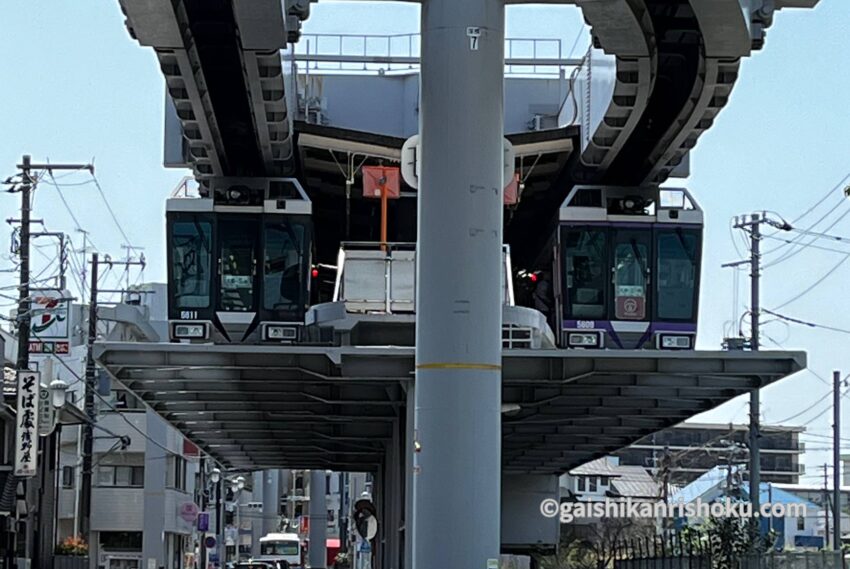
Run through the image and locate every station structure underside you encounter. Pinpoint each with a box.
[95,343,804,474]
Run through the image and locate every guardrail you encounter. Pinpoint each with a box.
[294,33,585,75]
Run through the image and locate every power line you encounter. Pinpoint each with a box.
[762,308,850,336]
[761,233,850,257]
[770,252,850,311]
[762,204,850,267]
[90,173,134,252]
[45,170,100,252]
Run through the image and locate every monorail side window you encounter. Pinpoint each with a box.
[655,229,698,321]
[612,231,649,320]
[563,228,607,319]
[171,220,212,309]
[219,220,257,312]
[264,221,308,316]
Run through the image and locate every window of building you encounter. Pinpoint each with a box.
[589,477,598,492]
[577,477,586,492]
[100,531,143,551]
[96,465,144,487]
[62,466,74,489]
[167,456,187,491]
[600,476,609,487]
[111,390,145,412]
[797,515,805,531]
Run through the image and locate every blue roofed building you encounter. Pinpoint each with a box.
[673,468,825,550]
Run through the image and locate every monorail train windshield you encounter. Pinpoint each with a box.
[171,218,213,311]
[555,186,703,350]
[561,226,700,324]
[262,219,309,316]
[166,177,313,344]
[169,215,311,317]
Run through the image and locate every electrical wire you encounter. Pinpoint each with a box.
[90,173,134,251]
[769,252,850,311]
[762,203,850,267]
[762,308,850,336]
[761,233,850,256]
[32,331,225,469]
[45,170,101,252]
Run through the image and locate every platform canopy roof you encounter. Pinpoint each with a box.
[95,343,804,474]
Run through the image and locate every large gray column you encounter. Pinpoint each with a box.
[414,0,505,567]
[142,410,167,568]
[308,469,328,568]
[263,469,281,535]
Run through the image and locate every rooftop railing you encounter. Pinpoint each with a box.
[294,33,585,76]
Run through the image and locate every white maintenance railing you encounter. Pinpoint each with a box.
[294,33,585,76]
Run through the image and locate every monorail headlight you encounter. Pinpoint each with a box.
[567,332,601,348]
[658,334,693,350]
[172,322,208,340]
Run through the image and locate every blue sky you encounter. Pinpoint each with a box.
[0,1,847,480]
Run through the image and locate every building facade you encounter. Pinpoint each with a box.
[613,422,805,485]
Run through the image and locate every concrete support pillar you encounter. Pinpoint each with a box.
[252,472,264,557]
[404,386,415,569]
[263,469,281,535]
[385,418,402,569]
[413,0,505,567]
[309,469,328,568]
[142,410,167,569]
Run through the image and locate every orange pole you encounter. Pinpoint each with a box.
[380,172,388,251]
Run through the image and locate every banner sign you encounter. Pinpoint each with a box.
[14,371,40,477]
[30,290,70,339]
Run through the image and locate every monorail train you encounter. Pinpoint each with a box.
[166,177,313,343]
[550,185,703,350]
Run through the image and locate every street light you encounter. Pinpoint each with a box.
[48,378,69,410]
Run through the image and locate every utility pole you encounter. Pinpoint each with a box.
[79,252,99,543]
[747,214,761,525]
[79,251,145,547]
[824,464,831,548]
[6,155,92,568]
[733,213,762,528]
[834,370,842,550]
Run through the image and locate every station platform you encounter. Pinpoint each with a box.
[95,343,804,474]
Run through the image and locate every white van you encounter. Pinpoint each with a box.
[256,532,303,568]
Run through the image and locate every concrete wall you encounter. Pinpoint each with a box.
[90,488,145,531]
[297,72,576,137]
[501,475,560,551]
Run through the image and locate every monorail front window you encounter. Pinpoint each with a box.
[171,220,212,309]
[219,219,257,312]
[612,231,649,321]
[656,229,698,321]
[563,228,607,319]
[263,220,308,318]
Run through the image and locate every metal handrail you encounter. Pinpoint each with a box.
[295,33,583,76]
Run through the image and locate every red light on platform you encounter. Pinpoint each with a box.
[311,268,319,278]
[529,273,538,283]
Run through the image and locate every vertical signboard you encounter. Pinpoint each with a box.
[38,386,56,437]
[15,371,40,477]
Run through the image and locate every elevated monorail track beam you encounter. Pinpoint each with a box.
[119,0,309,180]
[569,0,658,182]
[576,0,817,186]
